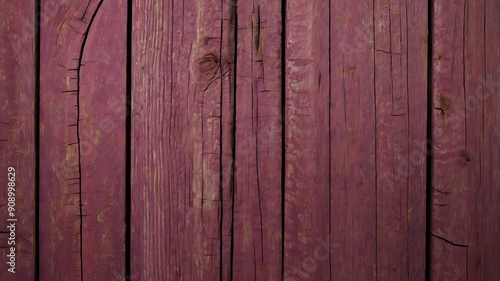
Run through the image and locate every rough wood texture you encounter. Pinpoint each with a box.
[0,0,36,279]
[232,0,283,280]
[131,0,233,279]
[374,0,428,280]
[284,0,331,280]
[431,0,500,279]
[39,0,126,279]
[3,0,500,279]
[79,0,127,279]
[329,1,378,280]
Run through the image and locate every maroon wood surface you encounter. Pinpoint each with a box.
[79,0,127,279]
[2,0,500,279]
[131,0,233,279]
[0,0,36,279]
[431,0,500,279]
[284,0,331,279]
[232,0,283,280]
[330,1,378,280]
[374,0,428,280]
[39,0,126,279]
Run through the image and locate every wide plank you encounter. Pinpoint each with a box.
[131,0,233,279]
[39,0,125,279]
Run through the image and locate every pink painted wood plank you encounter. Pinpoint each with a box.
[482,0,500,278]
[329,1,377,280]
[432,0,500,278]
[0,0,36,279]
[78,0,127,279]
[131,0,233,279]
[405,0,429,278]
[284,0,331,279]
[374,0,427,279]
[39,0,125,279]
[232,0,283,280]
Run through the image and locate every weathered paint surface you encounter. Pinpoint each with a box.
[0,0,500,280]
[431,0,500,279]
[374,0,428,280]
[232,0,283,280]
[284,0,331,279]
[0,0,36,279]
[131,0,233,279]
[79,0,127,279]
[39,0,126,279]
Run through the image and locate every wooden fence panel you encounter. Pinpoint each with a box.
[0,0,36,279]
[232,0,283,280]
[39,0,126,279]
[431,0,500,279]
[1,0,500,279]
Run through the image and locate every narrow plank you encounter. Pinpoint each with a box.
[483,0,500,278]
[329,1,377,280]
[405,0,428,278]
[232,0,282,279]
[462,0,486,280]
[374,0,410,278]
[430,0,468,277]
[78,0,127,279]
[131,0,233,279]
[284,0,331,279]
[431,0,500,279]
[374,0,427,279]
[0,0,36,279]
[39,0,110,279]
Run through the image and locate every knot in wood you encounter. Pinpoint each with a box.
[197,53,220,81]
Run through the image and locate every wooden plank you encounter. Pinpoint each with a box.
[374,0,427,279]
[232,0,282,279]
[131,0,233,279]
[483,0,500,278]
[39,0,126,279]
[431,0,468,278]
[284,0,331,279]
[0,0,36,279]
[78,0,127,279]
[431,0,500,279]
[329,1,377,280]
[405,0,428,279]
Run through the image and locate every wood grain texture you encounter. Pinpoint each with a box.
[39,0,124,279]
[131,0,233,279]
[284,0,331,279]
[330,1,377,280]
[79,0,127,279]
[431,0,500,279]
[232,0,283,280]
[374,0,427,279]
[0,0,36,279]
